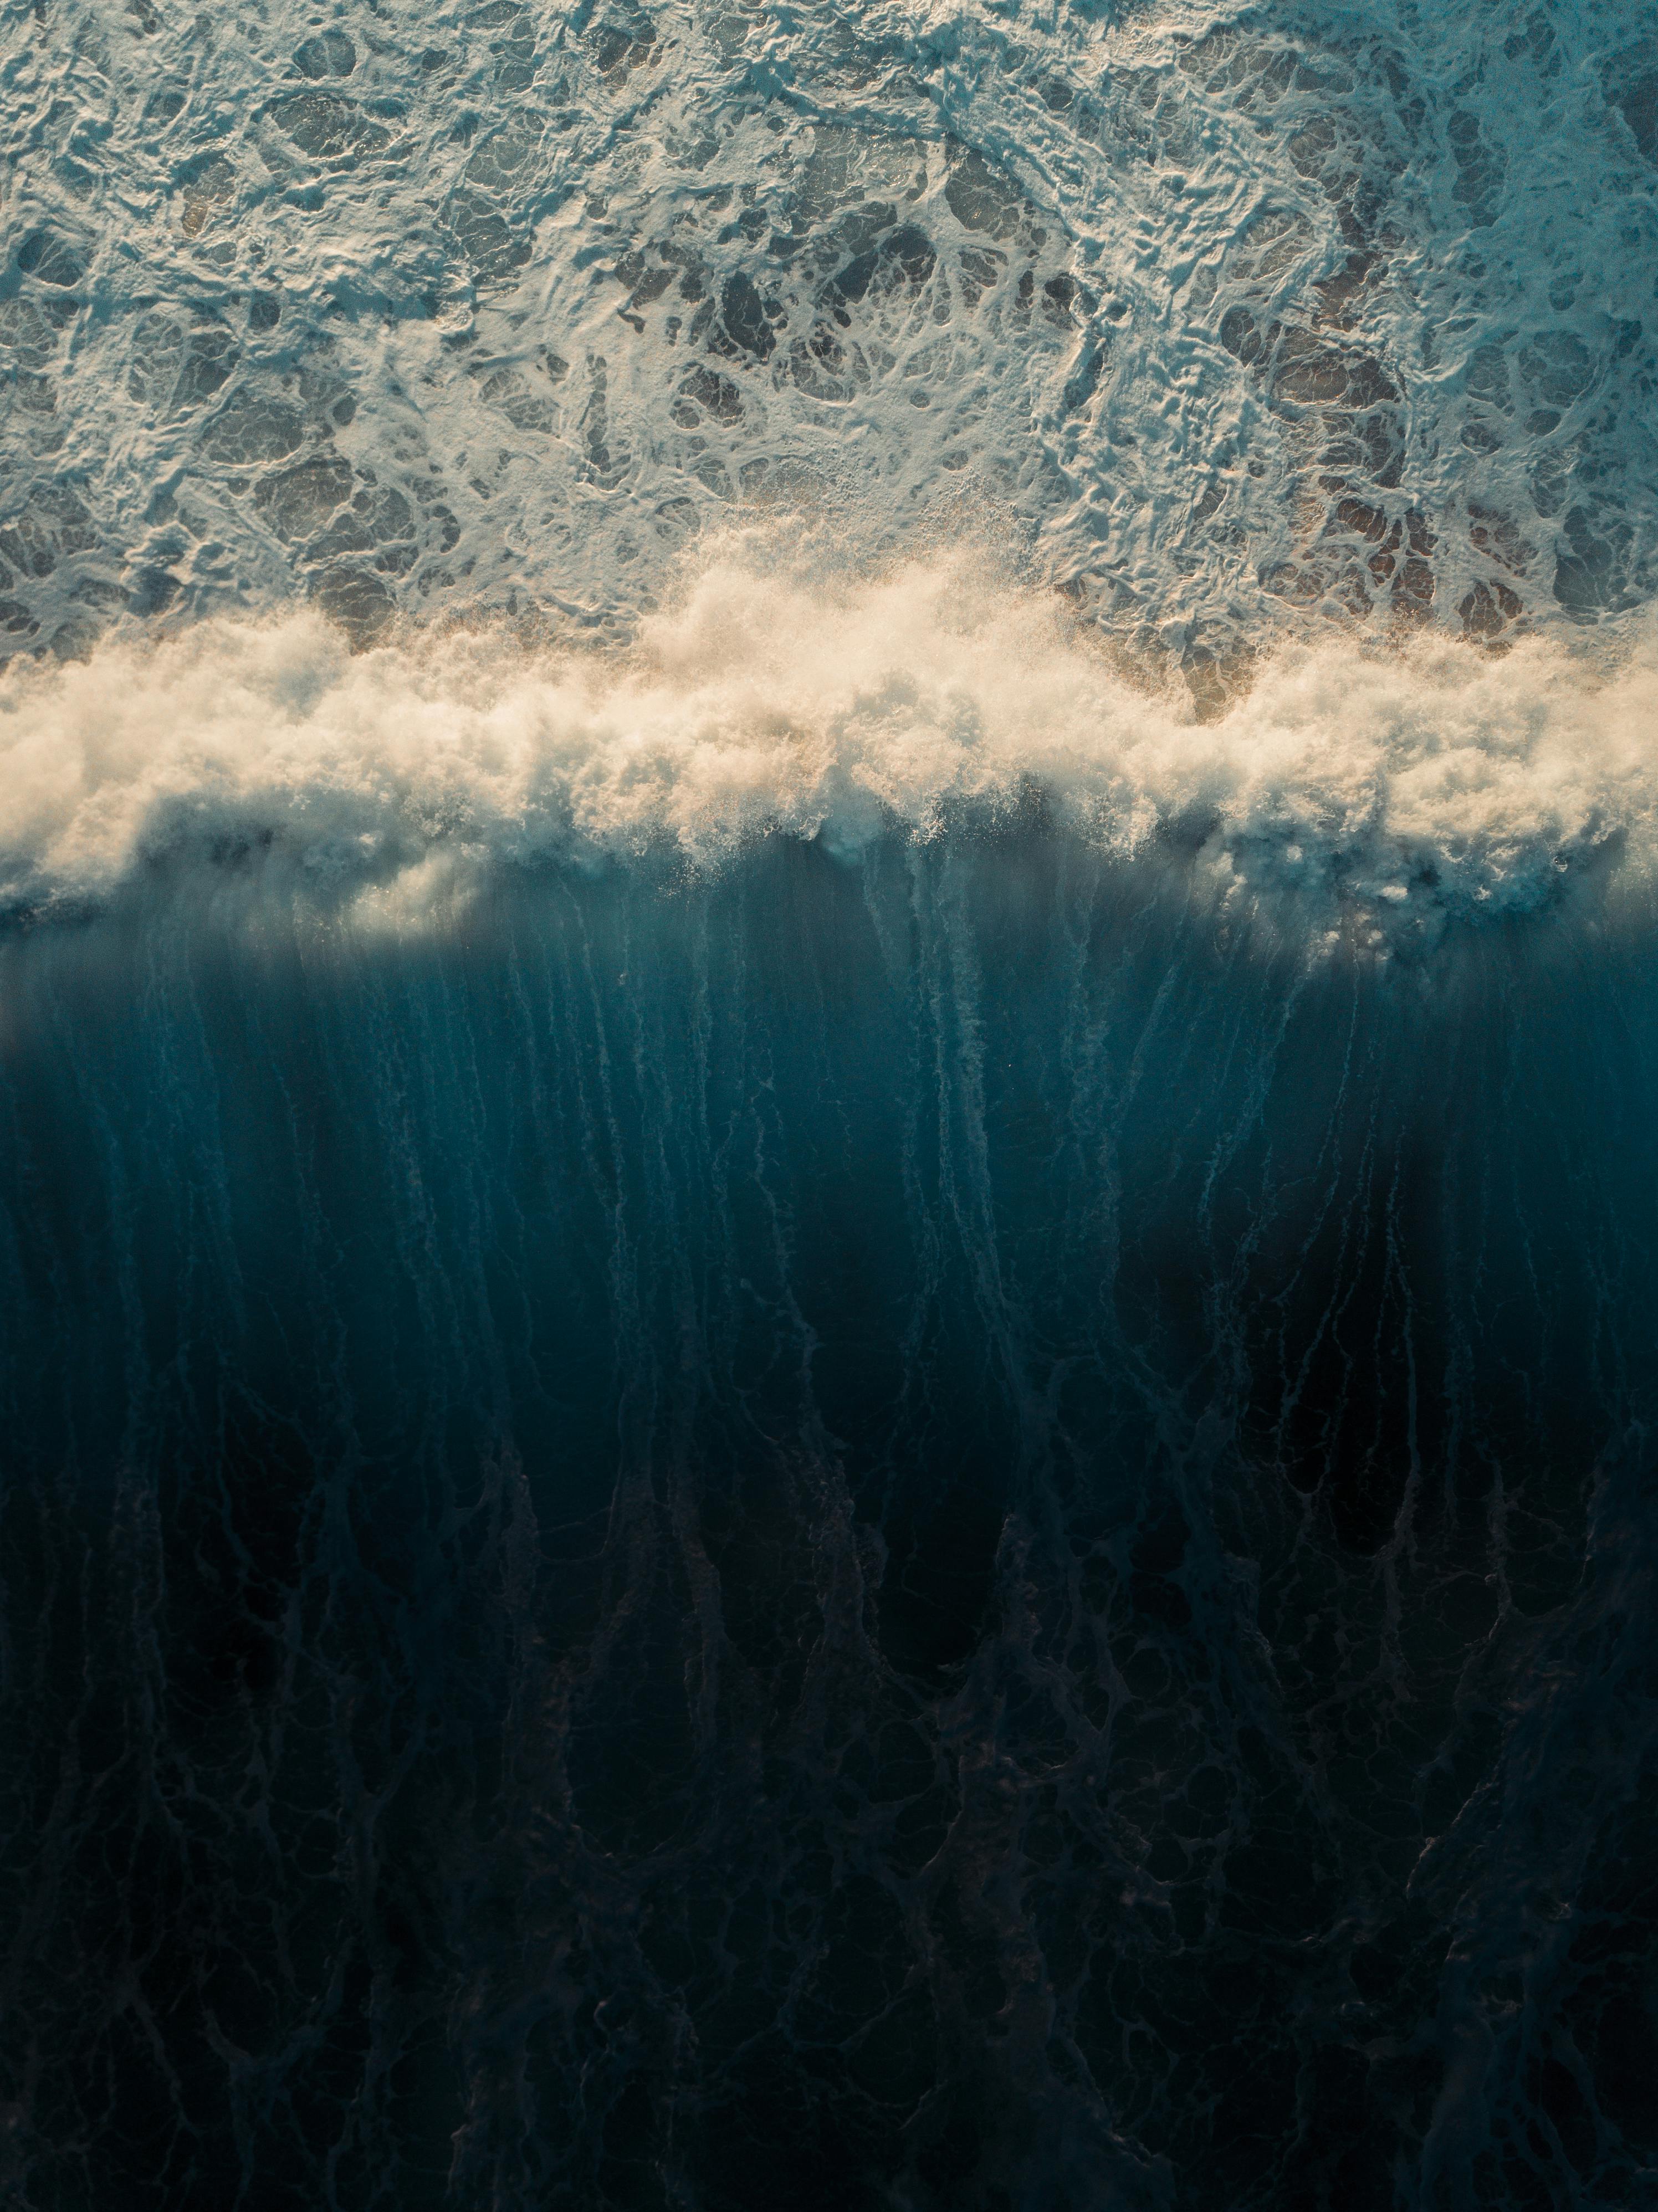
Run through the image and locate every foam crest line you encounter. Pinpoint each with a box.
[3,546,1656,944]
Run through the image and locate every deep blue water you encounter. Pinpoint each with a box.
[5,831,1658,2207]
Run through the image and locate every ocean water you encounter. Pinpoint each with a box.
[4,1,1658,2207]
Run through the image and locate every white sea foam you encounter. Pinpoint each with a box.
[3,539,1655,949]
[5,0,1657,658]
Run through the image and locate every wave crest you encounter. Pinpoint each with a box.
[4,545,1655,949]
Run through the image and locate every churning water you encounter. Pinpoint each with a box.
[4,1,1658,2207]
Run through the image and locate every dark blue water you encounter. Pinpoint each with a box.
[4,830,1657,2208]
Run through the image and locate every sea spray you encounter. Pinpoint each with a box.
[4,546,1657,953]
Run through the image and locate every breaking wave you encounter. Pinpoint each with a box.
[6,537,1658,2211]
[8,0,1658,2206]
[6,540,1658,951]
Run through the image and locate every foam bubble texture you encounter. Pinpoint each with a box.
[3,0,1657,675]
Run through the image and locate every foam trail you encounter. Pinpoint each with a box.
[7,0,1658,655]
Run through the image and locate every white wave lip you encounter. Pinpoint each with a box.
[2,546,1655,945]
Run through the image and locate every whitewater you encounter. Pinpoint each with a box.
[6,551,1658,949]
[5,1,1658,2209]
